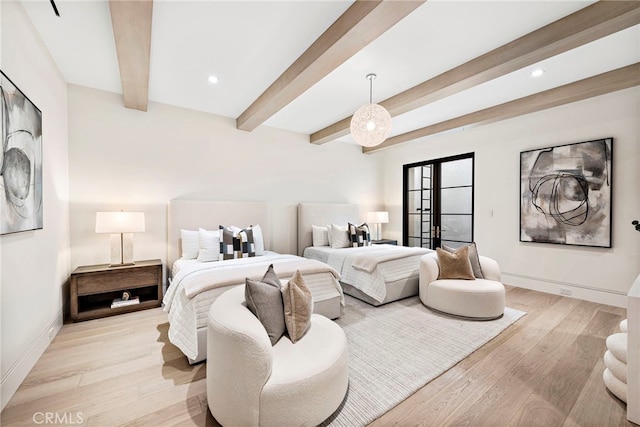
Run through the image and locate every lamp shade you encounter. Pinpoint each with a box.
[367,211,389,224]
[95,212,145,233]
[350,103,392,147]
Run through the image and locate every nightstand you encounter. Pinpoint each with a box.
[70,259,162,321]
[372,239,397,245]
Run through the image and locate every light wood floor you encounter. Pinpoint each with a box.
[1,286,633,426]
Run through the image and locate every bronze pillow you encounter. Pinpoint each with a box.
[443,242,484,279]
[436,246,475,280]
[282,270,313,343]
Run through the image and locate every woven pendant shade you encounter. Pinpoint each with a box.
[350,74,391,147]
[350,103,392,147]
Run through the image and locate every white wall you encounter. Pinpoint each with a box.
[379,88,640,307]
[67,85,382,272]
[0,1,70,410]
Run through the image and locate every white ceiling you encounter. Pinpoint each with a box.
[19,0,640,145]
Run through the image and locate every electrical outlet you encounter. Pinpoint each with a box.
[560,288,572,296]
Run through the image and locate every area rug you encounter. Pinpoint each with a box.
[322,295,526,426]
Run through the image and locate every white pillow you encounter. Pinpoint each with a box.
[312,225,329,247]
[180,229,199,259]
[329,224,351,249]
[251,224,265,255]
[197,228,220,263]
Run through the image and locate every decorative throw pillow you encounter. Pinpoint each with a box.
[436,246,475,280]
[312,225,330,247]
[245,264,286,345]
[180,229,200,259]
[219,225,256,260]
[282,270,313,343]
[348,222,371,247]
[443,242,484,278]
[249,224,265,255]
[197,228,220,262]
[329,224,351,249]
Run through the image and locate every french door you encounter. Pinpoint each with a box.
[403,153,474,249]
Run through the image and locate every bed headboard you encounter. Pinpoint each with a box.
[168,199,270,269]
[297,203,360,256]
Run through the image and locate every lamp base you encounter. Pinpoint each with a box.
[109,233,135,266]
[374,224,382,241]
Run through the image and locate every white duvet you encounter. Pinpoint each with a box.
[304,245,432,303]
[163,251,342,360]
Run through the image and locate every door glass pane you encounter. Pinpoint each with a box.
[441,158,473,187]
[407,167,422,190]
[440,214,472,243]
[407,213,421,238]
[408,237,421,248]
[441,240,464,249]
[408,191,421,213]
[441,187,472,214]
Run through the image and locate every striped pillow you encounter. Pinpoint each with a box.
[219,226,256,260]
[348,222,371,247]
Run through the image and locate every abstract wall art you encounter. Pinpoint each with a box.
[520,138,613,248]
[1,70,43,235]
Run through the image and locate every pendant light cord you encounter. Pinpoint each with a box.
[366,73,376,105]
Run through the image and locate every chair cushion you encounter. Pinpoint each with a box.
[425,278,505,319]
[436,247,475,280]
[260,314,349,427]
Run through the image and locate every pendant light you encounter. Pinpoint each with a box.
[350,73,392,147]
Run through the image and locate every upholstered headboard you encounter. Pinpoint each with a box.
[297,203,360,256]
[167,199,270,270]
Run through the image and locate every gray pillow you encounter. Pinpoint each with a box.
[443,242,484,279]
[245,264,286,345]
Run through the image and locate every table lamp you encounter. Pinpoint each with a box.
[367,211,389,241]
[95,211,145,266]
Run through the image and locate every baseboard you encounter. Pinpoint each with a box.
[1,310,64,410]
[502,272,627,308]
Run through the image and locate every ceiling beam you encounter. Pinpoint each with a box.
[312,1,640,145]
[363,62,640,153]
[109,0,153,111]
[236,0,425,132]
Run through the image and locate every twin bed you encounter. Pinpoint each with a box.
[163,199,431,363]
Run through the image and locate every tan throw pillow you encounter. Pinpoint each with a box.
[436,246,475,280]
[443,242,484,279]
[282,270,313,343]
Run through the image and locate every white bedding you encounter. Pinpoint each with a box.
[163,251,344,360]
[303,245,432,303]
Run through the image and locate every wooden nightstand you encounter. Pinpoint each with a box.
[372,239,398,245]
[70,259,162,321]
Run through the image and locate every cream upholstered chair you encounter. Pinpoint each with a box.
[419,252,505,320]
[206,285,349,427]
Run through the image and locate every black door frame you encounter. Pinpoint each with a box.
[403,152,475,248]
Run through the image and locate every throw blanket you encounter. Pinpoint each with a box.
[352,245,432,273]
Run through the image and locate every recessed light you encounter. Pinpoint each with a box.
[208,75,219,84]
[530,68,545,78]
